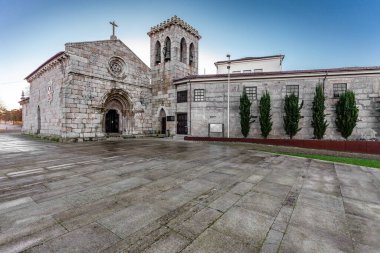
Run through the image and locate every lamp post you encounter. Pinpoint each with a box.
[227,54,231,138]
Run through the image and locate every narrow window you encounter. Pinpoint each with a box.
[232,71,241,73]
[286,85,299,97]
[254,69,263,72]
[155,41,161,64]
[164,37,171,61]
[177,90,188,103]
[244,86,257,101]
[243,70,251,73]
[194,89,205,102]
[333,83,347,98]
[180,38,187,63]
[189,43,195,66]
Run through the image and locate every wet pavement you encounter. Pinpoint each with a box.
[0,133,379,253]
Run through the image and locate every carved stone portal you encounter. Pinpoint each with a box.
[102,89,134,135]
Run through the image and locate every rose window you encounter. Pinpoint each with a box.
[108,57,126,78]
[110,61,122,74]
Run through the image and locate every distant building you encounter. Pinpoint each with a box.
[215,55,284,74]
[20,16,380,141]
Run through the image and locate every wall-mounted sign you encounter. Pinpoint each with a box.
[166,116,175,121]
[209,123,223,133]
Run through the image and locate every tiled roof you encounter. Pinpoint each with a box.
[174,66,380,84]
[25,51,67,81]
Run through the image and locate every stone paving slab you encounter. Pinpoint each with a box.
[0,133,379,252]
[26,223,120,253]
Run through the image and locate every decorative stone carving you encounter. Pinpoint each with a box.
[47,80,54,103]
[107,56,127,79]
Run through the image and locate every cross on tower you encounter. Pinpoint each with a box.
[109,21,118,40]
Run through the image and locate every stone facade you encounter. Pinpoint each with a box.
[22,40,152,141]
[174,69,380,140]
[21,52,68,136]
[148,16,200,135]
[20,16,380,141]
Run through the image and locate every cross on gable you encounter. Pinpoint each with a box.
[110,21,118,40]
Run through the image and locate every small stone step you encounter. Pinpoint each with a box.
[173,135,186,141]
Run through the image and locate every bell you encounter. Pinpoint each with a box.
[163,46,171,61]
[165,51,171,61]
[155,50,161,64]
[189,52,194,65]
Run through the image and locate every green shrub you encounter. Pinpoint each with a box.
[335,90,359,139]
[283,93,303,139]
[311,84,329,139]
[259,90,272,138]
[239,90,255,138]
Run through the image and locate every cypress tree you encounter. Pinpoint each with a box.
[259,91,272,138]
[239,90,255,138]
[311,84,329,139]
[283,93,303,139]
[335,90,359,139]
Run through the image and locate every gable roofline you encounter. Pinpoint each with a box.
[65,39,150,71]
[174,66,380,84]
[214,55,285,66]
[147,15,201,39]
[25,51,67,82]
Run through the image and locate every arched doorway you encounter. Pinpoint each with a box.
[105,109,119,133]
[37,106,41,134]
[159,108,166,134]
[102,89,133,135]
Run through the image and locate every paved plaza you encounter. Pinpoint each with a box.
[0,133,379,253]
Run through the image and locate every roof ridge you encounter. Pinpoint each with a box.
[174,66,380,83]
[25,51,67,81]
[65,39,123,46]
[215,55,285,65]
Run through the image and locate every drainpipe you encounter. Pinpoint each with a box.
[322,71,328,93]
[227,54,231,138]
[189,80,192,135]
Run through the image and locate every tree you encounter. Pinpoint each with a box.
[311,84,329,139]
[335,90,358,139]
[283,93,303,139]
[259,90,272,138]
[0,101,7,122]
[239,90,255,138]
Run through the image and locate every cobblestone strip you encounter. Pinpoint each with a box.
[259,159,310,253]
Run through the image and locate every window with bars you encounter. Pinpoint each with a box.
[244,86,257,101]
[194,89,205,102]
[333,83,347,98]
[286,85,299,97]
[177,90,188,103]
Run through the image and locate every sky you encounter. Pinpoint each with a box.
[1,0,380,109]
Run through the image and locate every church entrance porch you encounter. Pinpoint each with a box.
[101,88,134,136]
[105,109,119,133]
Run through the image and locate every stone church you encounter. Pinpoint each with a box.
[20,16,380,141]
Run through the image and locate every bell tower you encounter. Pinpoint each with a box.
[148,16,201,135]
